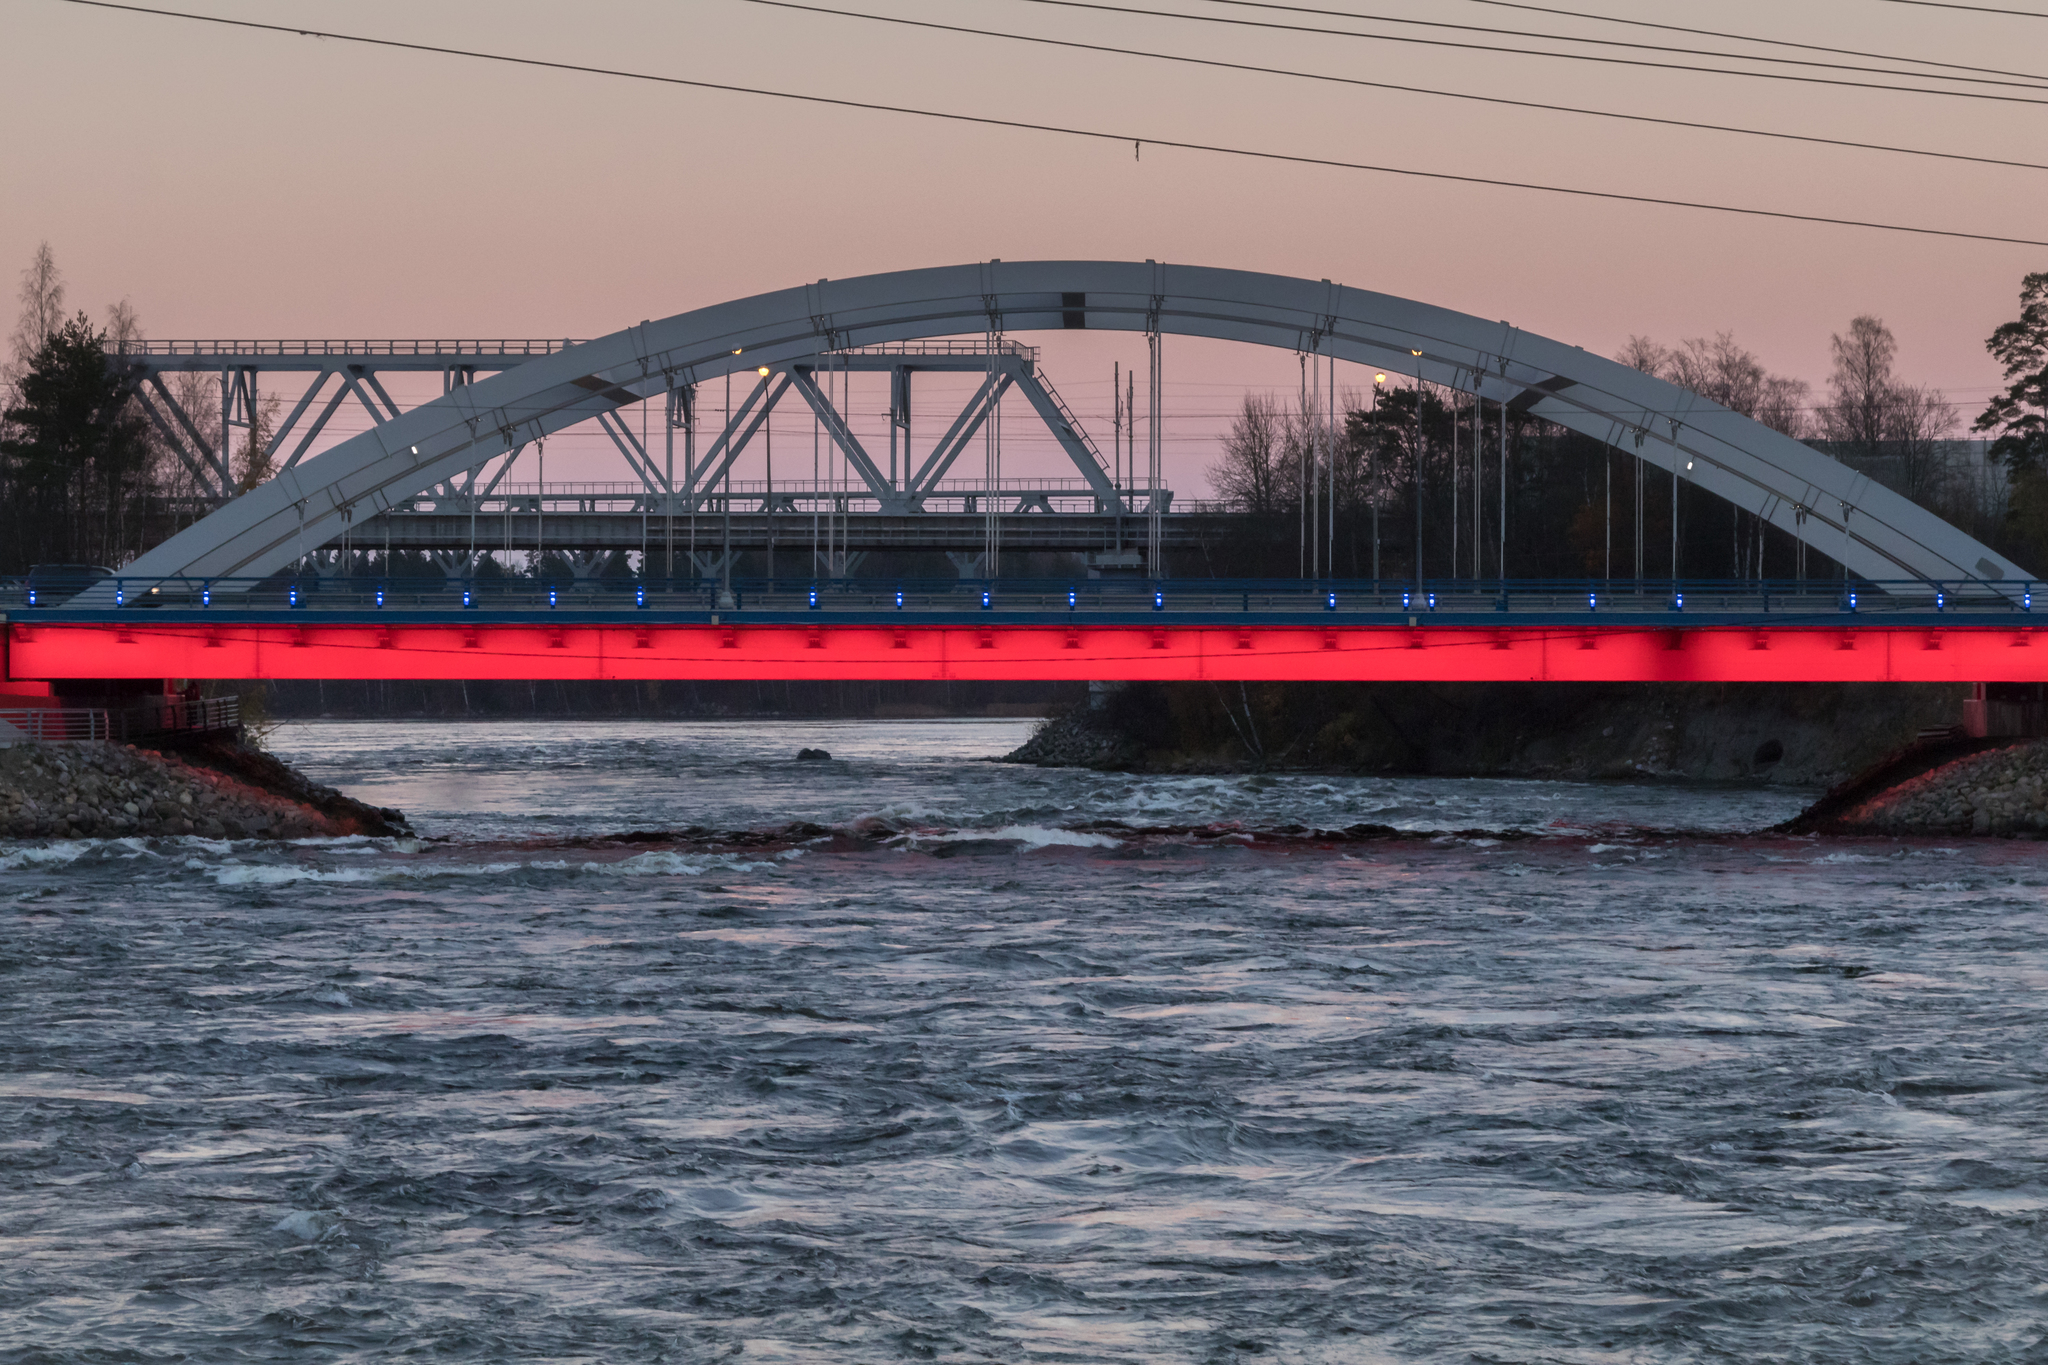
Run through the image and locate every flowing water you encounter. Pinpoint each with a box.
[2,718,2045,1363]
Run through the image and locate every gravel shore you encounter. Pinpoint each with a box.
[1829,738,2048,837]
[0,740,407,840]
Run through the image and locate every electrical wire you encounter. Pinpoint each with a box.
[1875,0,2048,13]
[1007,0,2048,102]
[1172,0,2048,87]
[1467,0,2048,84]
[54,0,2048,248]
[750,0,2048,172]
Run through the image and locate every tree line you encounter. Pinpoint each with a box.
[1206,280,2048,581]
[5,241,2046,582]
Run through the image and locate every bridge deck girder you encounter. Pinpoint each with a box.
[9,620,2045,685]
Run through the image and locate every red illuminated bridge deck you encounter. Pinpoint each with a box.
[6,579,2046,684]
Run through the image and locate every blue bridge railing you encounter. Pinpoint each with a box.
[1,576,2037,620]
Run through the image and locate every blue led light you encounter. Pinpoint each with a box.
[1427,593,1437,612]
[1402,592,1412,612]
[808,586,819,610]
[201,586,211,609]
[462,588,473,610]
[1588,591,1597,612]
[1936,591,1946,613]
[285,585,295,609]
[374,587,383,609]
[1153,590,1165,612]
[547,585,557,608]
[2027,591,2034,613]
[116,586,125,608]
[981,590,993,611]
[1068,588,1078,610]
[895,590,904,610]
[25,588,35,607]
[1326,591,1337,612]
[1673,592,1685,612]
[636,584,647,609]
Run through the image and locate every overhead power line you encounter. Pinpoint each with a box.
[53,0,2048,249]
[1467,0,2048,84]
[1008,0,2048,102]
[1178,0,2048,87]
[751,0,2048,172]
[1876,0,2048,13]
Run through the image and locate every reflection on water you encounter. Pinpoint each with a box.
[1,718,2042,1362]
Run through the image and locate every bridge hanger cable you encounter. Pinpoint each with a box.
[1151,0,2048,87]
[1006,0,2048,100]
[1465,0,2048,84]
[750,0,2048,172]
[55,0,2048,248]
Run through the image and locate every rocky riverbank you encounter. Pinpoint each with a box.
[0,739,408,840]
[1795,738,2048,837]
[1004,681,1967,787]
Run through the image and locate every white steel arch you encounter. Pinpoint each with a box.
[109,260,2027,591]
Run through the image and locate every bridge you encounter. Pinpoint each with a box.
[5,260,2042,694]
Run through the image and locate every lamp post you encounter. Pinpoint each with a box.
[1372,373,1386,588]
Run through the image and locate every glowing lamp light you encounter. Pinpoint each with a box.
[1374,373,1387,385]
[1410,349,1422,356]
[757,366,770,377]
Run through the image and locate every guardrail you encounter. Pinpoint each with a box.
[4,578,2036,618]
[0,696,240,745]
[105,339,580,359]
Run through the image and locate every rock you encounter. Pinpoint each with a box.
[795,747,832,761]
[272,1210,341,1242]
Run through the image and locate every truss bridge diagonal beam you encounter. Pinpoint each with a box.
[103,261,2029,599]
[785,365,896,506]
[906,368,1013,497]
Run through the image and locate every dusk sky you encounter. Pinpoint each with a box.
[4,0,2042,487]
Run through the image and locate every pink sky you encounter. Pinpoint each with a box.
[4,0,2041,490]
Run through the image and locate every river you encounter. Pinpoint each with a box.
[2,718,2043,1362]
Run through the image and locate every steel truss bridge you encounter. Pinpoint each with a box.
[23,258,2037,688]
[7,577,2047,686]
[112,333,1183,574]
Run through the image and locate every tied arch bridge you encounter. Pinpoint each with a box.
[3,260,2045,698]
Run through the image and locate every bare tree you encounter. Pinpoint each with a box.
[1819,315,1898,454]
[1615,335,1665,374]
[10,242,66,367]
[1209,393,1290,514]
[1754,375,1812,440]
[104,297,143,353]
[1885,383,1961,506]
